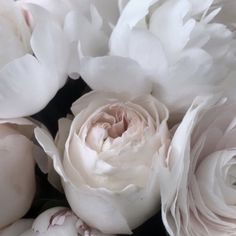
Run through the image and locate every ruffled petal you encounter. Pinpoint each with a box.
[110,0,158,55]
[64,10,109,57]
[30,8,70,86]
[149,0,195,60]
[80,56,152,96]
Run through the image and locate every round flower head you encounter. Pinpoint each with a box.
[35,91,170,234]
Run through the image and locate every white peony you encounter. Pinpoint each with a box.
[60,0,236,120]
[159,95,236,236]
[0,0,70,118]
[0,118,38,229]
[0,207,109,236]
[35,91,170,234]
[21,207,109,236]
[19,0,121,80]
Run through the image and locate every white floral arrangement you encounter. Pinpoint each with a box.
[0,0,236,235]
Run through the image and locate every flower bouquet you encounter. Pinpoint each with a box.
[1,0,236,235]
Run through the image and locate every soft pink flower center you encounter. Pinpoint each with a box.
[85,105,133,151]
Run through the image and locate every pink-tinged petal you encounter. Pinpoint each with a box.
[0,134,35,229]
[159,95,227,236]
[80,56,152,96]
[63,184,132,234]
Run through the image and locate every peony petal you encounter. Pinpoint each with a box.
[110,0,158,55]
[188,0,214,15]
[80,56,152,96]
[0,219,33,236]
[0,134,35,229]
[152,48,219,118]
[0,55,58,118]
[149,0,195,60]
[20,208,79,236]
[30,10,69,86]
[64,10,109,57]
[126,29,168,78]
[91,0,120,27]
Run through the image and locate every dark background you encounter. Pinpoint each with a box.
[30,78,167,236]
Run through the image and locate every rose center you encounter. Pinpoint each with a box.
[86,105,132,151]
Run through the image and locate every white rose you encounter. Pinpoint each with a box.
[64,0,236,120]
[0,118,37,229]
[0,0,70,118]
[19,207,109,236]
[35,91,170,234]
[159,95,236,236]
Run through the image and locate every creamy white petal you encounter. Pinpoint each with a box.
[30,13,69,87]
[0,55,57,118]
[80,56,152,96]
[110,0,158,55]
[149,0,195,60]
[159,95,225,236]
[34,127,67,182]
[0,219,33,236]
[0,134,35,229]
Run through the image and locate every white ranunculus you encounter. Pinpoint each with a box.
[65,0,236,120]
[159,95,236,236]
[0,118,38,229]
[35,91,170,234]
[18,207,108,236]
[0,0,70,118]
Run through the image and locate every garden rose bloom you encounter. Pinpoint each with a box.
[0,0,70,118]
[63,0,236,120]
[159,96,236,236]
[35,91,170,234]
[0,118,37,229]
[19,207,108,236]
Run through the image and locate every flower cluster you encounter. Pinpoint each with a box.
[0,0,236,235]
